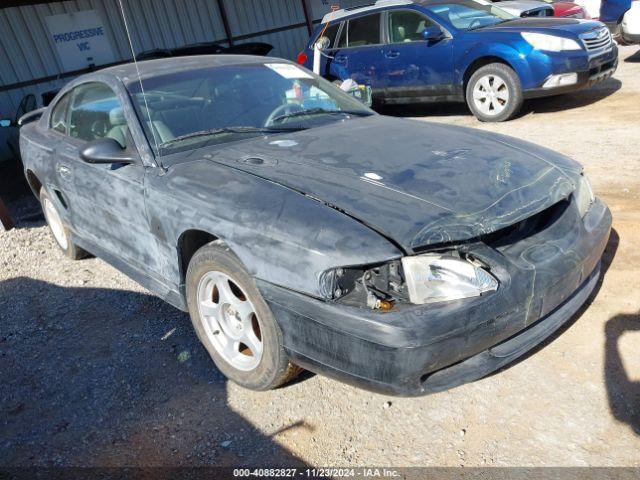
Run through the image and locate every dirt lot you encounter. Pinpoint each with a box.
[1,46,639,468]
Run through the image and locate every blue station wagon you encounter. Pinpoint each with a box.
[298,0,618,121]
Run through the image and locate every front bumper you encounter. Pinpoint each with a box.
[523,45,618,99]
[258,197,612,396]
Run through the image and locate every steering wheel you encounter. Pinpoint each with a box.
[264,103,304,128]
[91,119,109,138]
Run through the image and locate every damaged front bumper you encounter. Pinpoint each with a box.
[257,197,612,396]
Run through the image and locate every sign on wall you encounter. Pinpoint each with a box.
[45,10,116,72]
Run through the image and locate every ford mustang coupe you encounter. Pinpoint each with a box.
[20,56,611,396]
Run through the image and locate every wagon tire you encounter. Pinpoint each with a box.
[40,188,87,260]
[466,63,523,122]
[186,242,302,391]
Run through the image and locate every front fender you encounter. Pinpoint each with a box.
[455,38,545,90]
[146,159,403,300]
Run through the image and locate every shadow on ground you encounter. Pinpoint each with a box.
[376,78,621,119]
[624,48,640,63]
[605,310,640,435]
[0,277,308,467]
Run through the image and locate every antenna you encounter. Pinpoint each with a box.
[116,0,162,159]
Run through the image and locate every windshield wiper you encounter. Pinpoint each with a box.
[270,108,373,123]
[158,126,305,148]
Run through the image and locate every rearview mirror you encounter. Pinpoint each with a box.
[79,138,135,165]
[423,26,444,41]
[0,119,11,127]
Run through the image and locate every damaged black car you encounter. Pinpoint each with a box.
[19,56,611,396]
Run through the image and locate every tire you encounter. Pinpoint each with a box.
[466,63,523,122]
[40,188,87,260]
[186,242,301,391]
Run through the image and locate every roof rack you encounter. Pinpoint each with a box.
[321,0,414,23]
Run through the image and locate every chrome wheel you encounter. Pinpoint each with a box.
[197,271,263,371]
[43,197,68,250]
[473,74,510,116]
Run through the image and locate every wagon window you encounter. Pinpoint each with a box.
[343,13,381,47]
[68,82,127,147]
[388,10,436,43]
[50,92,71,135]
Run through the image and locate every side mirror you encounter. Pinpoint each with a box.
[315,36,331,51]
[423,26,444,41]
[0,119,11,127]
[79,138,135,165]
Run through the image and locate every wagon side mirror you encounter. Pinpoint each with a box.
[79,137,136,165]
[423,25,445,41]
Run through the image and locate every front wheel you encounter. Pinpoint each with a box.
[466,63,523,122]
[186,242,301,391]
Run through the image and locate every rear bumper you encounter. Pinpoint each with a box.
[524,45,618,99]
[258,198,612,396]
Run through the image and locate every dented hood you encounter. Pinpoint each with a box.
[204,115,582,252]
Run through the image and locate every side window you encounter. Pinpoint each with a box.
[50,93,71,135]
[68,83,127,147]
[318,23,340,48]
[343,13,382,47]
[388,10,436,43]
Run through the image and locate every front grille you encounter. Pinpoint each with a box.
[580,27,613,52]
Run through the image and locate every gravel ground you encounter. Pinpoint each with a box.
[1,45,639,468]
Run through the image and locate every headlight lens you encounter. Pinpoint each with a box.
[401,254,498,305]
[521,32,582,52]
[575,173,595,217]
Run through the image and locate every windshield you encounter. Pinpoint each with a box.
[126,63,373,155]
[425,0,514,30]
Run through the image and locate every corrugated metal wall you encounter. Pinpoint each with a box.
[0,0,371,119]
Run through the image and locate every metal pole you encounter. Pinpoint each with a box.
[301,0,314,36]
[0,197,14,231]
[216,0,234,46]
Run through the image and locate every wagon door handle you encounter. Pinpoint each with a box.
[384,50,400,59]
[334,54,347,64]
[57,164,71,177]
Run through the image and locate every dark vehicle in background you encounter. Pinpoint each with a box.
[298,0,618,121]
[136,41,274,61]
[20,55,611,396]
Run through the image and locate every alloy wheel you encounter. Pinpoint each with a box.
[472,74,510,116]
[197,271,263,371]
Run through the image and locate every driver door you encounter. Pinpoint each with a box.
[379,9,454,101]
[54,82,159,274]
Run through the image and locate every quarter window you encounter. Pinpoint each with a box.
[68,83,127,147]
[341,13,381,47]
[388,10,436,43]
[318,23,341,48]
[50,93,71,135]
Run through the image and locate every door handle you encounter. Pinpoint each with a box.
[384,50,400,59]
[57,164,71,177]
[334,55,347,64]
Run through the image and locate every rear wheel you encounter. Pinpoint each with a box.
[40,188,86,260]
[466,63,523,122]
[186,242,301,390]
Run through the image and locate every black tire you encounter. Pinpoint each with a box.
[40,188,87,260]
[465,63,523,122]
[186,242,301,391]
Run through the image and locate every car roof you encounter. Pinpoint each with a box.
[89,54,281,84]
[320,0,465,23]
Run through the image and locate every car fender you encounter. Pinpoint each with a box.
[145,159,403,301]
[456,40,542,90]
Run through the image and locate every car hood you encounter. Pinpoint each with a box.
[483,17,602,34]
[201,116,582,252]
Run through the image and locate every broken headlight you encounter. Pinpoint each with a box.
[401,254,498,305]
[574,173,594,218]
[319,252,498,309]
